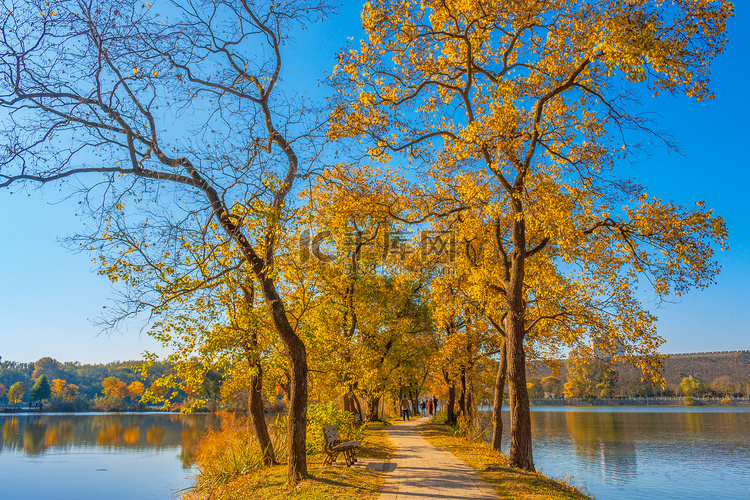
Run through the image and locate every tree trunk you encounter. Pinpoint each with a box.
[342,389,363,422]
[409,391,419,418]
[258,277,308,483]
[341,365,362,422]
[446,384,456,425]
[459,365,474,422]
[505,210,535,471]
[364,394,380,422]
[248,364,276,465]
[491,340,507,452]
[442,369,457,425]
[240,286,276,466]
[283,336,308,483]
[507,329,533,470]
[459,367,467,417]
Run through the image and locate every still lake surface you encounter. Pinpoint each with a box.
[488,406,750,499]
[0,412,218,500]
[1,408,749,499]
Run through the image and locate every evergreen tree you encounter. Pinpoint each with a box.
[30,375,52,407]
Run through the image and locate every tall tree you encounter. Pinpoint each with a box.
[7,381,27,406]
[0,0,334,482]
[102,377,129,400]
[30,375,52,407]
[300,165,436,422]
[32,358,62,381]
[331,0,731,470]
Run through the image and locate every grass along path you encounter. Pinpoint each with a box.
[182,416,588,500]
[418,421,590,500]
[184,423,394,500]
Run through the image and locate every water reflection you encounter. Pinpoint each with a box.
[0,413,218,467]
[490,408,750,499]
[561,411,637,484]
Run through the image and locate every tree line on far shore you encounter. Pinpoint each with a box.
[0,356,174,411]
[529,348,750,401]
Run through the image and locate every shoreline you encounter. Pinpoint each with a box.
[529,396,750,407]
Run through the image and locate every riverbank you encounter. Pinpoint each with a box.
[531,396,750,406]
[0,406,176,414]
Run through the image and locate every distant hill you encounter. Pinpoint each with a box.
[659,350,750,385]
[529,350,750,387]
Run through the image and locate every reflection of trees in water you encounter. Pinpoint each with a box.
[561,411,637,484]
[97,423,125,445]
[2,418,20,447]
[146,426,165,445]
[0,414,219,457]
[179,427,203,468]
[532,410,750,486]
[23,419,48,455]
[123,426,140,445]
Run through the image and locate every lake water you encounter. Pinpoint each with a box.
[0,413,218,500]
[487,407,750,500]
[2,409,749,499]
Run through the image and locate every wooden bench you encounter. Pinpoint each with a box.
[322,425,362,466]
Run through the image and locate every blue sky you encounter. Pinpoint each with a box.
[0,3,747,364]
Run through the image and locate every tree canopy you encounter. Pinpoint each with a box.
[0,0,733,478]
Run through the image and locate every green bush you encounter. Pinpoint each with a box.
[277,402,361,455]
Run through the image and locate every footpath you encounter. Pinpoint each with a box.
[376,416,499,500]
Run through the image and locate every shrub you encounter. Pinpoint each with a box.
[45,397,91,412]
[191,412,286,492]
[276,402,361,455]
[93,395,128,412]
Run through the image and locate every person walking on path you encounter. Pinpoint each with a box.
[427,398,434,417]
[377,416,499,500]
[400,396,411,421]
[420,399,426,417]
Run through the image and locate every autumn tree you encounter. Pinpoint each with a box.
[103,207,286,463]
[630,380,654,397]
[711,376,736,397]
[102,377,129,400]
[63,384,79,401]
[681,376,708,397]
[0,0,335,482]
[564,347,599,398]
[51,379,67,399]
[32,358,62,381]
[7,382,26,406]
[299,166,437,422]
[129,250,285,464]
[541,376,562,398]
[331,0,731,470]
[128,381,145,401]
[430,272,501,426]
[0,383,6,401]
[527,378,543,400]
[597,367,619,398]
